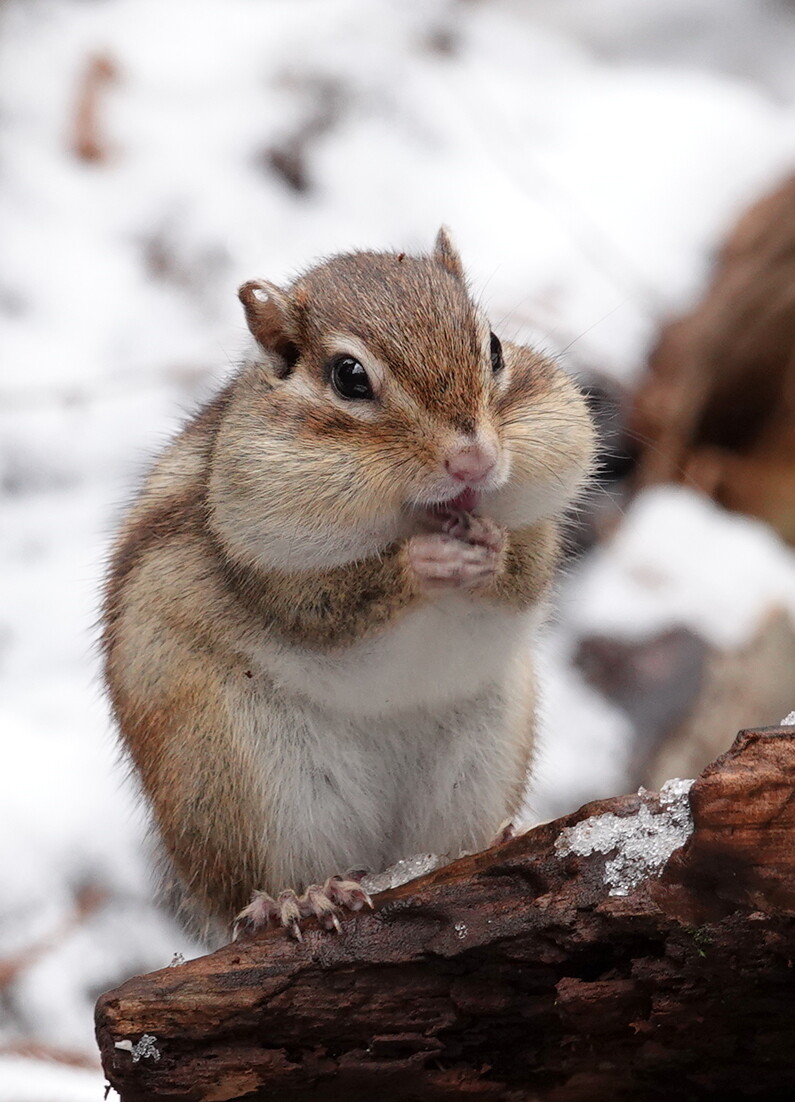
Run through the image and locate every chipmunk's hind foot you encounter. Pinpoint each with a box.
[234,874,373,941]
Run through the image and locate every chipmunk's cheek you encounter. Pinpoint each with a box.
[484,448,585,529]
[487,484,563,529]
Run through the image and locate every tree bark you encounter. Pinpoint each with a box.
[96,725,795,1101]
[629,172,795,545]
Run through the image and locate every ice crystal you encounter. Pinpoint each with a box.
[115,1034,161,1063]
[361,853,442,894]
[555,778,694,896]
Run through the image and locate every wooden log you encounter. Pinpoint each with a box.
[96,726,795,1101]
[629,173,795,545]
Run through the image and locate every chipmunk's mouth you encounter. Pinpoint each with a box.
[430,488,480,514]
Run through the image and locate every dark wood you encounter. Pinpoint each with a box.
[630,173,795,545]
[96,726,795,1101]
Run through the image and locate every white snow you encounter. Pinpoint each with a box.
[520,0,795,102]
[782,711,795,726]
[362,854,443,894]
[0,1058,106,1102]
[555,778,694,896]
[528,635,637,822]
[114,1034,160,1064]
[565,486,795,650]
[2,1,795,1095]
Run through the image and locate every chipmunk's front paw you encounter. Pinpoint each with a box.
[234,874,373,942]
[408,523,504,592]
[440,510,504,554]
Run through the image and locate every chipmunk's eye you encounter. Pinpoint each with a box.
[330,355,374,400]
[490,332,504,374]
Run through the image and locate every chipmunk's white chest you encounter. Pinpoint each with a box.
[261,595,539,717]
[239,596,539,889]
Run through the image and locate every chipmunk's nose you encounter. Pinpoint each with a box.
[445,441,497,485]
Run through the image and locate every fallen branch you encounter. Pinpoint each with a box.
[96,725,795,1101]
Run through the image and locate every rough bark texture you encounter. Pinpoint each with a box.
[96,726,795,1102]
[629,172,795,544]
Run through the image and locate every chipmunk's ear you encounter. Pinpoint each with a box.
[433,225,465,281]
[238,280,299,378]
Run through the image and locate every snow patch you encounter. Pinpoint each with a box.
[782,711,795,726]
[568,487,795,650]
[0,1058,106,1102]
[114,1034,160,1064]
[362,853,443,894]
[529,635,636,822]
[555,778,694,896]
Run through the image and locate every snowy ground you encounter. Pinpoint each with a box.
[2,1,795,1096]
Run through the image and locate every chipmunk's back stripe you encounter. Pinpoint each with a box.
[102,489,207,637]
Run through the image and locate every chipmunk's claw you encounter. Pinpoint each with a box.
[234,875,372,940]
[325,874,373,912]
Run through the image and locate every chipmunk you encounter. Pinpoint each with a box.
[101,229,595,942]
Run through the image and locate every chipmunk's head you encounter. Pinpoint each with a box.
[209,229,594,570]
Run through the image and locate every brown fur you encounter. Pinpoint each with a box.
[491,520,561,609]
[110,672,268,921]
[103,490,207,631]
[217,542,422,649]
[294,252,483,430]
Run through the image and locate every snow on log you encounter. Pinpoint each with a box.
[95,725,795,1101]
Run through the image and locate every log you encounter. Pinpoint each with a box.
[629,173,795,545]
[96,725,795,1101]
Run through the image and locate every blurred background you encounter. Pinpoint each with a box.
[2,0,795,1096]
